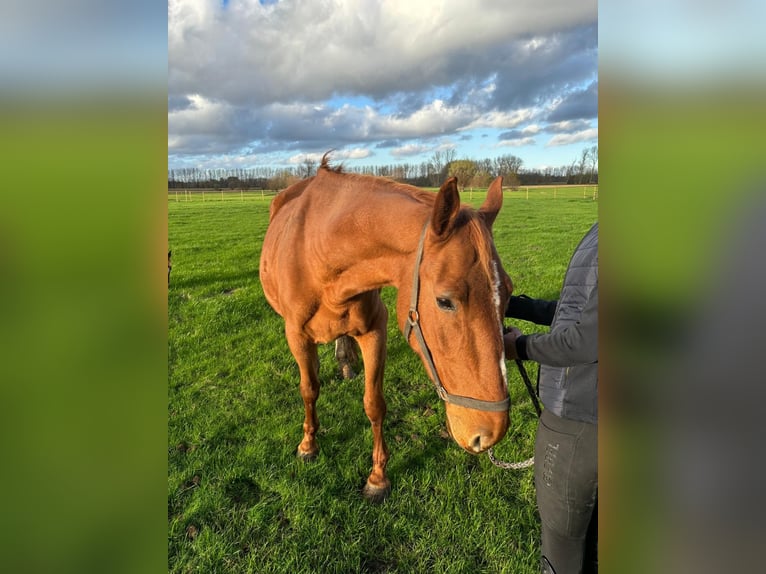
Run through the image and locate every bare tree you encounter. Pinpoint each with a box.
[428,148,457,185]
[429,151,444,186]
[448,159,478,192]
[267,169,294,191]
[477,158,494,176]
[587,145,598,183]
[494,154,523,182]
[301,156,317,179]
[169,148,603,191]
[576,148,590,184]
[470,169,493,189]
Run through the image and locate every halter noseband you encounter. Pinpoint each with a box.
[403,223,510,413]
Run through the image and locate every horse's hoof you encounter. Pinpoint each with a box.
[362,481,391,503]
[297,449,319,462]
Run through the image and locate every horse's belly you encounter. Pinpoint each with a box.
[260,230,336,335]
[259,228,293,317]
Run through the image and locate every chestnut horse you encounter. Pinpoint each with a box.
[259,157,513,500]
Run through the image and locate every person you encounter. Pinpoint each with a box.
[504,222,598,574]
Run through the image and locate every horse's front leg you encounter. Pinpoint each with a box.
[285,328,321,461]
[354,304,390,501]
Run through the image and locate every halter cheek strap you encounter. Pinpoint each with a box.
[403,223,510,413]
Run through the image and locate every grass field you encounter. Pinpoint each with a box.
[168,186,597,573]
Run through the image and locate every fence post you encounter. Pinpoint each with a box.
[526,187,529,200]
[175,189,178,202]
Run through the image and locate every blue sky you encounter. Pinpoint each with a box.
[169,0,597,172]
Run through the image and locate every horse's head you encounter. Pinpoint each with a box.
[400,176,512,454]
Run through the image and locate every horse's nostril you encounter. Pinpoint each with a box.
[469,434,483,453]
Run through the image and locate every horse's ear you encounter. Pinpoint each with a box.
[431,177,461,237]
[479,176,503,228]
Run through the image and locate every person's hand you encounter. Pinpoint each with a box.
[503,326,523,360]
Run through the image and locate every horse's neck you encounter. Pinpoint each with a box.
[323,196,427,303]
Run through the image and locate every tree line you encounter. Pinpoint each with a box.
[168,146,597,191]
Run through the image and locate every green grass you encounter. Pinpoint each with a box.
[168,190,597,573]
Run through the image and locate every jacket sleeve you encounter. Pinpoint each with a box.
[505,294,557,326]
[522,284,598,367]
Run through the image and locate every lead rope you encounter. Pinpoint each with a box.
[487,359,539,470]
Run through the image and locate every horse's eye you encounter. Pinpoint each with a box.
[436,297,456,312]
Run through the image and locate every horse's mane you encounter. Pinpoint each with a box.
[455,210,497,293]
[319,151,344,173]
[318,151,437,206]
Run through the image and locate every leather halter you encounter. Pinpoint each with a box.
[403,223,510,412]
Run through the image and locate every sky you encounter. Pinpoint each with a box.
[168,0,598,172]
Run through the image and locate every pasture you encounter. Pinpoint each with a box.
[168,185,597,573]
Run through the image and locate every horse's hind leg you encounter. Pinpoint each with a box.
[354,304,391,501]
[285,329,321,461]
[334,335,359,379]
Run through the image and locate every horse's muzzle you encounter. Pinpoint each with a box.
[445,409,509,454]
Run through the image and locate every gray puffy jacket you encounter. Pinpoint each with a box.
[510,223,598,424]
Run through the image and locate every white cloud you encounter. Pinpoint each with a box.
[497,137,537,148]
[376,100,475,138]
[168,0,598,165]
[461,108,537,131]
[390,143,433,158]
[336,147,373,160]
[521,124,543,135]
[169,0,596,106]
[168,94,231,137]
[545,119,592,133]
[287,152,326,165]
[546,127,598,146]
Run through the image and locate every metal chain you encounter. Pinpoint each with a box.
[487,447,534,470]
[486,359,539,470]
